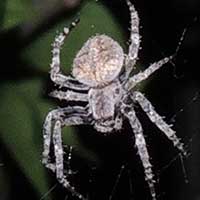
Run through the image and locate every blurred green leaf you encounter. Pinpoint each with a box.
[0,79,51,197]
[0,0,6,27]
[22,0,125,72]
[2,0,37,29]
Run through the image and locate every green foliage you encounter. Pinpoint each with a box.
[0,80,52,196]
[0,0,6,27]
[0,0,125,198]
[2,0,38,29]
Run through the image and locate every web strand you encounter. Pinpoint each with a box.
[170,91,200,123]
[109,164,126,200]
[40,184,58,200]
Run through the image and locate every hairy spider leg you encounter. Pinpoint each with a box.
[125,0,140,77]
[123,108,156,200]
[49,90,88,102]
[50,18,89,91]
[132,91,186,155]
[125,56,173,90]
[42,107,89,200]
[42,106,88,171]
[53,120,87,200]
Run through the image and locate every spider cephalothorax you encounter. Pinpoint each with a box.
[42,1,186,200]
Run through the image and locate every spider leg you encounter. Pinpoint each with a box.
[122,108,156,200]
[42,106,90,200]
[53,120,87,200]
[125,56,172,90]
[51,18,89,91]
[125,0,140,77]
[42,106,87,171]
[49,90,88,102]
[132,91,186,155]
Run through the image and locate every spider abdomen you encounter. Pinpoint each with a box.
[88,81,122,120]
[72,35,124,87]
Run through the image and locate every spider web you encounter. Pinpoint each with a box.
[108,91,199,200]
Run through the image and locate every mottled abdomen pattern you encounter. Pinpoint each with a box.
[72,35,124,87]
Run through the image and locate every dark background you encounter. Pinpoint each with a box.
[0,0,200,200]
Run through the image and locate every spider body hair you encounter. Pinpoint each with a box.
[42,0,186,200]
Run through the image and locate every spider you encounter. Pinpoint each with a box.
[42,0,186,199]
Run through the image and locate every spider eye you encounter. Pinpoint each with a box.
[72,35,124,87]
